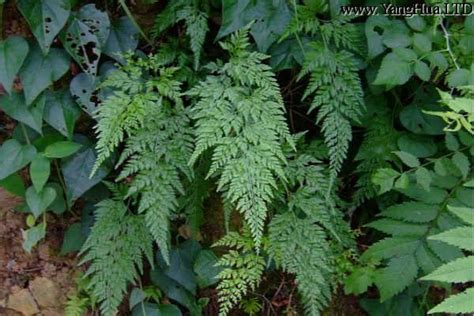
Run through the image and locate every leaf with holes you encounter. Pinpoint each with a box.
[17,0,70,54]
[0,36,29,94]
[0,92,45,134]
[70,73,100,115]
[104,16,139,64]
[60,4,110,76]
[44,90,81,139]
[19,45,70,105]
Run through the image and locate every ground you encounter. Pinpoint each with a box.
[0,188,78,315]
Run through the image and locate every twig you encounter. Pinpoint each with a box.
[440,19,460,70]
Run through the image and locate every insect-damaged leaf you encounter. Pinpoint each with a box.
[60,4,110,76]
[17,0,70,55]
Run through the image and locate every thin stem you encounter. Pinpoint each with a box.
[118,0,152,45]
[54,160,71,211]
[291,0,306,57]
[439,19,460,70]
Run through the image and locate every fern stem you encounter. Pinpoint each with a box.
[118,0,152,45]
[291,0,306,57]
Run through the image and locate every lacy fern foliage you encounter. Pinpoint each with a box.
[188,29,293,249]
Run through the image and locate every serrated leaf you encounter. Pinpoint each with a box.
[428,288,474,314]
[393,151,420,167]
[22,222,46,252]
[0,139,37,180]
[381,202,437,223]
[104,16,139,64]
[61,4,110,76]
[0,36,29,94]
[25,185,57,219]
[382,25,411,48]
[361,237,420,262]
[421,256,474,283]
[19,45,70,105]
[344,267,375,295]
[30,154,50,192]
[44,141,82,158]
[44,90,81,139]
[372,168,400,194]
[447,205,474,225]
[415,243,442,274]
[0,92,45,134]
[445,133,460,151]
[374,255,418,301]
[17,0,70,54]
[452,152,469,179]
[413,33,431,53]
[428,239,464,263]
[429,227,474,251]
[366,219,428,236]
[374,53,413,86]
[394,173,409,189]
[415,167,431,191]
[414,61,430,81]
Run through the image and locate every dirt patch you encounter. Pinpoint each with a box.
[0,189,78,315]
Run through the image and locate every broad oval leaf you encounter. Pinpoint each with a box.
[0,36,29,94]
[30,154,51,192]
[19,45,70,105]
[44,141,82,158]
[0,139,37,180]
[17,0,70,54]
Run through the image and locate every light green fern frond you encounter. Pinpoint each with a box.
[80,197,153,316]
[65,295,90,316]
[188,29,293,249]
[214,229,265,316]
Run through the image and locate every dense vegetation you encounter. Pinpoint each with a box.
[0,0,472,315]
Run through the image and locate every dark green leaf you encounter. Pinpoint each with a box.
[397,134,437,158]
[0,173,26,197]
[0,92,45,134]
[44,141,82,158]
[60,223,86,254]
[70,73,99,115]
[194,250,221,288]
[382,22,411,48]
[393,151,420,168]
[19,45,70,105]
[374,53,413,86]
[30,154,50,192]
[61,144,112,201]
[0,36,29,94]
[400,104,445,135]
[365,16,391,59]
[414,61,430,81]
[372,168,400,194]
[405,16,426,32]
[413,33,431,53]
[17,0,70,54]
[415,167,431,192]
[104,16,139,64]
[0,139,37,180]
[44,90,80,139]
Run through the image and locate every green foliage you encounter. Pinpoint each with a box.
[80,192,154,316]
[214,229,265,316]
[188,28,292,249]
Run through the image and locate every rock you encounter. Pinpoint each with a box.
[42,308,64,316]
[29,277,61,308]
[6,288,40,315]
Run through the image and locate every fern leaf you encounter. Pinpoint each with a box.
[65,295,89,316]
[80,198,153,316]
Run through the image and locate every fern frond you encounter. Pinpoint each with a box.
[300,43,364,177]
[80,198,153,316]
[188,29,292,249]
[214,229,265,316]
[65,295,89,316]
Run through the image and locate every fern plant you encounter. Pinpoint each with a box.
[420,202,474,314]
[80,189,153,316]
[188,28,293,249]
[283,6,364,178]
[213,229,265,316]
[92,53,193,263]
[152,0,209,69]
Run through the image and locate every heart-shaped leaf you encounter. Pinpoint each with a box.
[30,154,51,192]
[44,141,82,158]
[25,186,57,219]
[104,16,139,64]
[19,45,70,105]
[17,0,70,54]
[61,4,110,76]
[44,90,80,139]
[22,223,46,253]
[70,73,99,115]
[0,92,45,134]
[0,36,29,94]
[0,139,37,180]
